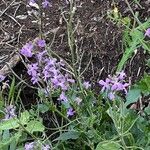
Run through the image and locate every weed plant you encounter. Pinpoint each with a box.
[0,0,150,150]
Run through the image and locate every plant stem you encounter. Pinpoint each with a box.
[67,0,84,93]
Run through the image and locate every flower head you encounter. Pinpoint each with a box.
[98,71,129,100]
[145,28,150,38]
[24,142,35,150]
[58,92,68,102]
[4,105,16,120]
[20,42,34,58]
[0,75,5,82]
[42,144,50,150]
[29,0,36,3]
[42,0,52,8]
[75,97,82,105]
[83,81,91,89]
[99,78,111,92]
[36,50,47,62]
[27,63,39,84]
[67,108,75,117]
[37,39,46,48]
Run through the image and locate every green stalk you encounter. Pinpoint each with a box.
[67,0,84,93]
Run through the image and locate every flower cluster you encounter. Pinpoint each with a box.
[99,71,129,100]
[29,0,52,8]
[20,39,75,117]
[25,142,50,150]
[4,105,17,120]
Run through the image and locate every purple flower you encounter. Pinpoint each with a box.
[27,63,39,84]
[64,0,69,5]
[75,97,82,105]
[24,142,35,150]
[99,78,111,92]
[98,71,129,100]
[117,71,126,80]
[50,67,59,76]
[45,58,57,68]
[83,81,91,89]
[145,28,150,37]
[20,42,34,58]
[58,78,68,91]
[0,75,5,82]
[67,108,75,117]
[4,105,16,120]
[67,78,75,83]
[36,50,47,62]
[42,144,50,150]
[29,0,36,3]
[108,92,115,100]
[42,0,52,8]
[37,39,46,48]
[27,63,38,76]
[58,92,68,102]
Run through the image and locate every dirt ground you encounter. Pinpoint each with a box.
[0,0,150,103]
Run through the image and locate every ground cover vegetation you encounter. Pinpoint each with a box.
[0,0,150,150]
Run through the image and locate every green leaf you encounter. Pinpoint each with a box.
[38,104,49,113]
[25,120,45,134]
[8,77,16,103]
[96,141,121,150]
[144,107,150,115]
[55,131,80,141]
[0,132,21,149]
[137,74,150,93]
[125,89,141,106]
[19,111,30,125]
[0,118,19,130]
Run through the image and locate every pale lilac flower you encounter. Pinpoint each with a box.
[50,67,59,76]
[27,63,38,77]
[117,71,126,80]
[20,42,34,58]
[42,144,50,150]
[27,63,39,84]
[37,39,46,48]
[44,58,57,68]
[31,74,40,84]
[67,108,75,117]
[64,0,69,5]
[65,74,75,83]
[108,92,115,100]
[99,71,129,100]
[37,50,47,62]
[4,105,16,120]
[145,28,150,38]
[83,81,91,89]
[42,0,52,8]
[0,75,5,82]
[29,0,36,3]
[67,78,75,83]
[75,97,82,105]
[58,92,68,102]
[99,78,111,92]
[57,80,68,91]
[24,142,35,150]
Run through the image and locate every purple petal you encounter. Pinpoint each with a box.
[145,28,150,37]
[37,39,46,48]
[108,92,115,100]
[0,75,5,82]
[67,108,75,117]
